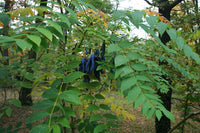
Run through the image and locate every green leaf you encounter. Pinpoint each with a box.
[15,39,32,51]
[86,3,97,12]
[36,28,52,41]
[64,107,76,117]
[56,12,70,27]
[60,90,81,105]
[0,13,10,27]
[51,124,61,133]
[119,40,133,48]
[113,10,125,20]
[79,0,88,9]
[141,101,151,115]
[90,114,102,122]
[107,44,121,53]
[71,1,83,12]
[86,104,99,113]
[140,85,155,92]
[6,107,12,117]
[26,111,49,123]
[135,75,151,82]
[95,94,105,99]
[99,104,110,110]
[146,15,157,28]
[132,64,147,71]
[5,107,12,117]
[183,45,192,58]
[21,81,32,89]
[0,113,4,119]
[155,110,162,121]
[127,52,143,60]
[175,37,184,50]
[65,7,78,20]
[134,94,146,108]
[162,108,175,123]
[30,124,48,133]
[94,124,106,133]
[129,11,144,28]
[103,113,117,119]
[59,117,70,128]
[115,55,129,67]
[9,99,21,107]
[32,100,54,110]
[42,88,59,99]
[121,77,137,91]
[0,36,15,44]
[157,22,167,36]
[146,107,155,119]
[27,35,41,46]
[82,94,95,101]
[167,29,177,41]
[120,66,134,77]
[47,20,63,35]
[127,86,141,102]
[63,71,84,83]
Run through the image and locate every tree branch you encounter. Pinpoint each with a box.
[170,0,184,9]
[168,111,200,133]
[144,0,153,5]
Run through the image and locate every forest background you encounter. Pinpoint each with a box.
[0,0,199,133]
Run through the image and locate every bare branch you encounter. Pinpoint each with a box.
[168,111,200,133]
[170,0,184,9]
[144,0,153,5]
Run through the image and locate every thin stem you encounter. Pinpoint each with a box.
[48,82,64,128]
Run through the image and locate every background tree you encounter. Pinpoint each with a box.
[144,0,184,132]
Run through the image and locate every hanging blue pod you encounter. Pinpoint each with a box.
[79,58,88,73]
[86,54,95,74]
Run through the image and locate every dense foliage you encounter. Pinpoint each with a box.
[0,0,199,132]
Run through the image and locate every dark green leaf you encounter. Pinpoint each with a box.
[42,88,59,99]
[99,104,110,110]
[60,90,81,105]
[30,124,48,133]
[94,124,106,133]
[59,117,70,128]
[51,124,61,133]
[32,100,54,110]
[95,94,105,99]
[0,113,4,119]
[86,104,99,113]
[5,107,12,117]
[26,111,49,123]
[103,113,117,119]
[90,114,102,122]
[63,71,84,83]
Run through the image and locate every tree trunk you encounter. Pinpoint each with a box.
[19,0,47,106]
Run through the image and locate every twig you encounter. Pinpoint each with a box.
[144,0,153,5]
[168,111,200,133]
[170,0,184,9]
